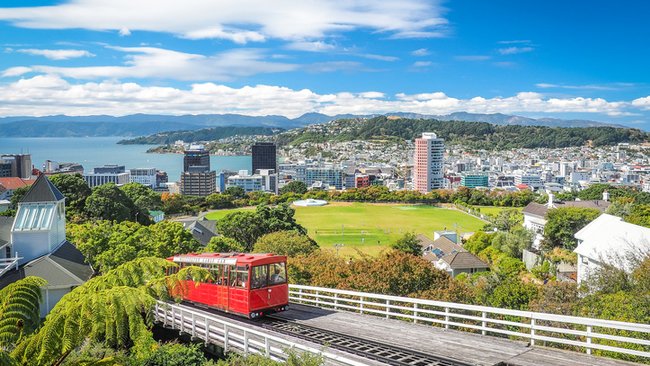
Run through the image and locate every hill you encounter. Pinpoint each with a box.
[277,116,648,149]
[117,126,283,144]
[0,112,631,137]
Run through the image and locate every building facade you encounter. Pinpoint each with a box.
[129,168,157,187]
[460,172,489,188]
[181,145,216,196]
[183,145,210,172]
[0,154,32,179]
[412,132,445,194]
[93,164,125,174]
[252,142,277,173]
[83,172,130,187]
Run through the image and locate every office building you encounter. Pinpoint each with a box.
[0,154,32,178]
[156,171,169,188]
[0,162,11,177]
[83,172,130,187]
[514,171,543,189]
[226,169,277,193]
[252,142,277,173]
[129,168,157,187]
[183,145,210,172]
[460,172,489,188]
[412,132,445,194]
[181,145,216,196]
[93,164,125,174]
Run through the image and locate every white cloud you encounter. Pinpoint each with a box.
[118,27,131,36]
[0,75,637,118]
[3,46,297,81]
[412,61,432,67]
[0,0,448,43]
[285,41,335,52]
[498,46,534,55]
[2,66,32,77]
[536,83,623,91]
[358,53,398,62]
[14,48,95,60]
[455,55,491,61]
[411,48,429,56]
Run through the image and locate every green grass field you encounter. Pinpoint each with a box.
[205,202,487,257]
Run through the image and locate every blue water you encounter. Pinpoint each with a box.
[0,136,251,182]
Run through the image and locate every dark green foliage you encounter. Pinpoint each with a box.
[120,182,162,212]
[390,232,422,256]
[542,207,600,250]
[279,181,308,195]
[118,126,282,145]
[0,277,47,348]
[85,183,150,224]
[204,236,245,253]
[49,173,92,217]
[9,186,30,209]
[142,343,208,366]
[217,204,307,250]
[253,230,318,257]
[224,186,246,199]
[280,116,648,150]
[463,232,493,255]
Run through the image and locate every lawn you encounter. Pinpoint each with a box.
[205,202,487,257]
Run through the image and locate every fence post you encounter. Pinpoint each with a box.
[223,324,229,354]
[205,319,210,345]
[315,291,320,306]
[191,313,196,338]
[445,307,450,329]
[243,330,249,355]
[386,300,390,319]
[481,311,487,336]
[334,293,339,310]
[413,303,418,324]
[586,326,592,355]
[299,288,303,303]
[265,337,271,357]
[180,310,185,335]
[360,296,364,314]
[530,318,536,347]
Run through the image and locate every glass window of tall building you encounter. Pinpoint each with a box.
[252,142,277,173]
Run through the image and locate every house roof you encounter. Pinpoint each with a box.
[191,218,218,246]
[0,177,35,191]
[49,241,94,282]
[574,214,650,271]
[20,174,65,203]
[523,200,610,218]
[441,251,489,270]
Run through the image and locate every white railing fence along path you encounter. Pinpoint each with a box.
[289,284,650,360]
[153,301,368,366]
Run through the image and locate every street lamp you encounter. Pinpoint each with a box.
[334,243,344,256]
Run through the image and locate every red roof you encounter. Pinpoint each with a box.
[169,252,286,266]
[0,177,36,190]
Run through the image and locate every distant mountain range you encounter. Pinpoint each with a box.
[0,112,628,138]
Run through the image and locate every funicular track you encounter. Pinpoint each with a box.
[188,302,473,366]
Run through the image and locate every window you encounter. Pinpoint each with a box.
[251,265,268,289]
[212,265,227,285]
[230,265,249,289]
[268,262,287,285]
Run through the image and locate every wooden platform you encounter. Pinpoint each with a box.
[275,304,642,366]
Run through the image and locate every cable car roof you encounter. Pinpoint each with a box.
[169,252,286,265]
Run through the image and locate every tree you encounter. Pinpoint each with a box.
[120,182,162,213]
[253,231,318,257]
[224,186,245,199]
[488,278,538,310]
[206,193,235,209]
[204,236,245,253]
[492,209,523,231]
[85,183,149,224]
[68,221,201,272]
[9,186,30,209]
[279,181,307,195]
[217,204,307,250]
[0,277,47,351]
[49,173,91,218]
[490,226,533,258]
[464,232,493,255]
[390,232,421,256]
[542,207,600,250]
[625,204,650,228]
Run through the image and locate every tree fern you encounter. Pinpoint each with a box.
[0,276,47,348]
[10,257,211,366]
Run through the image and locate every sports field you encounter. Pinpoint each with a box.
[205,202,487,256]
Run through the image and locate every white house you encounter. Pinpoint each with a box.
[0,175,93,317]
[573,214,650,285]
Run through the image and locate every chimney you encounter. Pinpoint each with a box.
[603,190,609,202]
[547,193,555,208]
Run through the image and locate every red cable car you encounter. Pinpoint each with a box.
[167,252,289,319]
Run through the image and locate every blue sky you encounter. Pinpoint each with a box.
[0,0,649,128]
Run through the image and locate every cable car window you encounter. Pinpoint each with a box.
[230,266,249,289]
[269,262,286,285]
[251,265,268,289]
[212,265,225,285]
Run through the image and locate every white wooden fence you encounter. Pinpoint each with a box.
[153,301,368,366]
[289,284,650,359]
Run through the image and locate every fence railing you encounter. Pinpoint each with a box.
[153,301,367,366]
[289,284,650,360]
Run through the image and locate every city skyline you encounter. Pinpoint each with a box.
[0,1,648,128]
